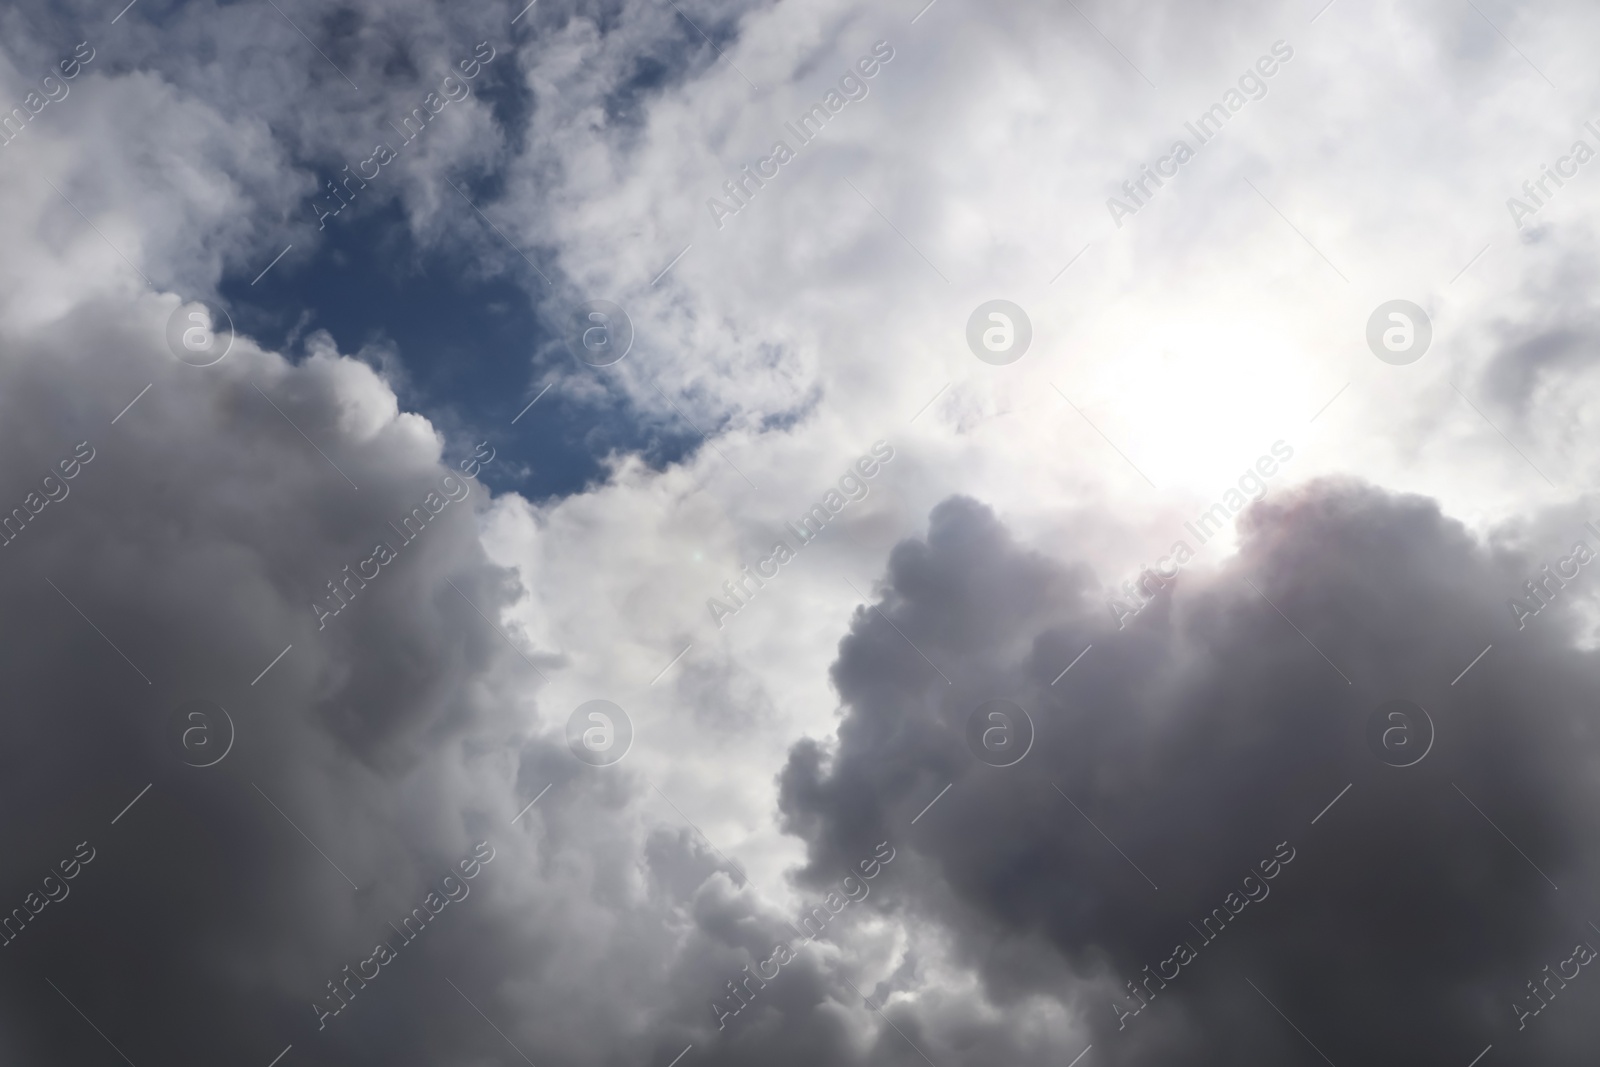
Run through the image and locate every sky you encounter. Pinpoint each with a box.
[2,0,1600,1065]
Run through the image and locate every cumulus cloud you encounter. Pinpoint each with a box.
[5,0,1600,1065]
[779,484,1600,1065]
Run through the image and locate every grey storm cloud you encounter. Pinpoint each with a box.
[778,486,1600,1066]
[0,293,669,1067]
[0,291,900,1067]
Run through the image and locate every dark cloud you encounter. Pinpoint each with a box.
[780,485,1600,1066]
[0,312,568,1066]
[0,294,914,1067]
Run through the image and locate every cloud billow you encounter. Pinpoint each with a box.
[780,484,1600,1066]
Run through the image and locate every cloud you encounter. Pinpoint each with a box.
[780,483,1600,1064]
[7,0,1600,1065]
